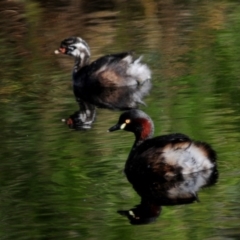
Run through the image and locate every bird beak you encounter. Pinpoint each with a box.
[108,124,121,132]
[54,47,66,54]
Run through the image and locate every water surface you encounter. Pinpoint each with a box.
[0,0,240,239]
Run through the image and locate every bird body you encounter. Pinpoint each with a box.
[127,133,216,178]
[56,37,151,129]
[109,110,217,225]
[72,52,150,88]
[55,37,151,89]
[108,110,216,180]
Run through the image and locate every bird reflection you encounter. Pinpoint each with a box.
[62,82,151,130]
[62,99,96,130]
[118,168,218,225]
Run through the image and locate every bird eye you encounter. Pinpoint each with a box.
[125,119,131,124]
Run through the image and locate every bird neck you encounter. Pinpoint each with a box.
[125,126,153,175]
[133,118,154,146]
[130,130,153,155]
[73,55,90,73]
[133,136,145,148]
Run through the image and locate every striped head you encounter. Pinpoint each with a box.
[55,36,91,62]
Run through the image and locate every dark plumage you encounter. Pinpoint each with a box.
[108,110,217,181]
[55,36,151,108]
[55,37,151,129]
[109,110,218,224]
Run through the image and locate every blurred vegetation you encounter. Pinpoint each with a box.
[0,0,240,239]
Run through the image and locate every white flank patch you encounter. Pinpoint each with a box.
[167,169,214,199]
[162,143,214,174]
[127,56,151,84]
[122,55,133,64]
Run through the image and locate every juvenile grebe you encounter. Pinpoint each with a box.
[55,37,151,129]
[55,37,151,86]
[108,110,217,179]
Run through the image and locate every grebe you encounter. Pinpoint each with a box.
[108,110,217,179]
[55,37,152,129]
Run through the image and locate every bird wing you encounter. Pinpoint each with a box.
[89,52,134,87]
[127,133,216,177]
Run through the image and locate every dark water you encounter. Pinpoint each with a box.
[1,0,240,239]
